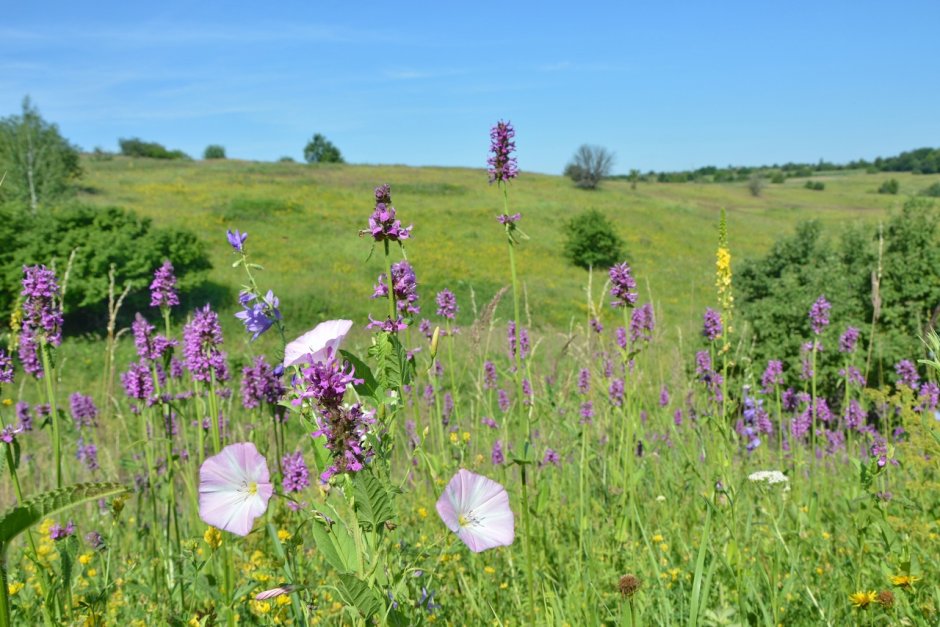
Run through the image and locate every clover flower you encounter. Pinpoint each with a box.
[436,469,514,552]
[198,442,273,536]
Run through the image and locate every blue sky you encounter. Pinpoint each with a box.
[3,1,939,174]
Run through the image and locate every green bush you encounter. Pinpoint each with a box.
[804,180,825,191]
[563,209,625,270]
[919,182,940,197]
[0,203,211,329]
[770,172,786,184]
[304,134,344,164]
[119,137,189,160]
[878,178,900,194]
[203,145,226,160]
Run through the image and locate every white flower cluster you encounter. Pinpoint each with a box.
[747,470,788,485]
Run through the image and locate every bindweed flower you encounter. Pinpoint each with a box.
[284,319,353,368]
[702,308,722,342]
[487,120,518,185]
[226,229,248,252]
[183,305,229,383]
[808,295,831,335]
[198,442,273,536]
[436,289,458,320]
[436,469,515,552]
[150,260,180,309]
[364,184,412,242]
[609,263,637,309]
[235,290,282,341]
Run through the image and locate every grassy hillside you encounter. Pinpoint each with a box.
[78,157,938,340]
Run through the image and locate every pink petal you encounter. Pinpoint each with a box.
[437,469,514,552]
[284,320,353,367]
[198,442,273,537]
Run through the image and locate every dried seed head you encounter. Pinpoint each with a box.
[876,590,895,609]
[619,574,641,598]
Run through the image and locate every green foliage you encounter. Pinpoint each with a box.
[0,97,82,210]
[878,178,899,194]
[203,144,226,160]
[770,172,786,184]
[118,137,189,160]
[804,180,825,191]
[304,133,344,164]
[563,209,625,270]
[747,173,764,197]
[919,181,940,197]
[738,198,940,389]
[0,203,211,327]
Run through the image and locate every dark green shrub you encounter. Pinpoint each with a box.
[203,145,226,159]
[0,203,211,330]
[304,134,344,164]
[119,137,189,160]
[878,179,900,194]
[804,180,825,191]
[919,182,940,197]
[563,209,625,270]
[770,172,786,184]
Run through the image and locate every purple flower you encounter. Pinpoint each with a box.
[703,308,723,342]
[76,438,99,471]
[150,260,180,309]
[69,393,99,429]
[498,389,511,412]
[615,327,628,350]
[443,392,454,425]
[226,229,248,252]
[609,263,637,309]
[491,440,505,465]
[844,399,865,429]
[579,401,594,424]
[917,382,940,412]
[294,357,362,411]
[49,520,75,541]
[808,295,831,335]
[578,368,591,395]
[0,425,21,444]
[542,448,561,466]
[365,315,409,333]
[241,356,286,409]
[0,349,13,384]
[281,451,310,493]
[895,360,920,389]
[609,378,624,407]
[659,386,670,407]
[364,185,412,242]
[507,321,518,361]
[121,360,154,401]
[312,403,376,482]
[590,317,603,334]
[483,361,498,390]
[133,313,175,361]
[19,265,63,378]
[760,360,784,394]
[373,261,420,316]
[235,290,282,341]
[839,327,860,353]
[695,351,724,404]
[183,305,229,383]
[630,303,655,345]
[522,379,533,406]
[16,402,32,431]
[487,120,518,185]
[496,212,522,225]
[519,327,531,360]
[840,365,865,387]
[436,289,458,320]
[85,531,105,550]
[17,328,42,378]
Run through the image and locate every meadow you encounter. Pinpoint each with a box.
[0,134,938,627]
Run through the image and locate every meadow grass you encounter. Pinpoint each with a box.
[0,159,937,626]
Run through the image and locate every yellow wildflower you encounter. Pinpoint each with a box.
[1,398,12,407]
[276,595,291,606]
[499,582,508,589]
[850,591,877,609]
[462,431,471,442]
[449,432,458,444]
[651,534,664,543]
[8,581,24,596]
[203,526,223,550]
[417,507,428,519]
[250,600,272,614]
[277,529,292,542]
[484,566,496,575]
[79,552,94,566]
[890,574,920,588]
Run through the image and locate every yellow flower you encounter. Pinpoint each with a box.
[659,543,669,552]
[499,582,508,589]
[188,617,201,627]
[462,431,471,442]
[2,398,12,407]
[203,526,223,550]
[87,569,97,577]
[7,581,23,596]
[651,534,664,543]
[890,574,919,588]
[417,507,428,519]
[484,566,496,575]
[276,595,291,607]
[79,552,94,565]
[250,600,272,614]
[849,591,877,609]
[449,432,458,444]
[277,529,292,542]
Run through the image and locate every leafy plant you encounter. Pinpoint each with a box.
[563,209,625,270]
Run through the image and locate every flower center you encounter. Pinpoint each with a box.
[457,511,480,528]
[247,481,258,495]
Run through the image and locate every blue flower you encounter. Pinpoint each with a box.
[226,229,248,252]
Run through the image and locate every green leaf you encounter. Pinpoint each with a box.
[340,350,381,401]
[309,508,360,574]
[0,482,127,546]
[337,574,382,619]
[367,332,415,391]
[352,472,394,530]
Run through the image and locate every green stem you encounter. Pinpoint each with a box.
[384,240,397,322]
[0,554,10,627]
[811,342,818,455]
[38,342,62,488]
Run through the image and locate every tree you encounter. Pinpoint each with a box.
[564,145,615,189]
[747,172,765,197]
[628,168,640,190]
[0,97,82,212]
[563,209,624,269]
[203,145,226,159]
[304,134,344,164]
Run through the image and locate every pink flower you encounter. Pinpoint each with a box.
[283,320,354,368]
[255,585,299,600]
[436,469,514,552]
[198,442,273,536]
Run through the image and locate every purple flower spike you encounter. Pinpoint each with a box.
[364,185,412,242]
[0,349,13,384]
[609,263,637,309]
[703,308,723,342]
[226,229,248,252]
[436,289,458,320]
[487,120,519,185]
[839,327,860,353]
[808,295,831,335]
[436,469,515,552]
[281,451,310,493]
[150,260,180,309]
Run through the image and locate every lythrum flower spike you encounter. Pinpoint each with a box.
[199,442,273,536]
[436,468,514,552]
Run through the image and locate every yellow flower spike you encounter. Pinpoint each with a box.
[203,526,223,550]
[849,591,877,609]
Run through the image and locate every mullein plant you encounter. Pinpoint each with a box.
[715,209,734,421]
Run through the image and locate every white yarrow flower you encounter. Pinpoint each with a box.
[748,470,788,485]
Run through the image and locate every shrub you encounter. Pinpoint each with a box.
[804,180,825,191]
[304,134,344,164]
[0,97,82,211]
[919,182,940,197]
[563,209,625,270]
[203,145,226,159]
[278,156,296,163]
[565,145,615,190]
[0,203,211,329]
[770,172,786,184]
[119,137,189,160]
[747,173,765,197]
[878,179,900,195]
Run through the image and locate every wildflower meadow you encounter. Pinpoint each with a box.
[1,121,939,627]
